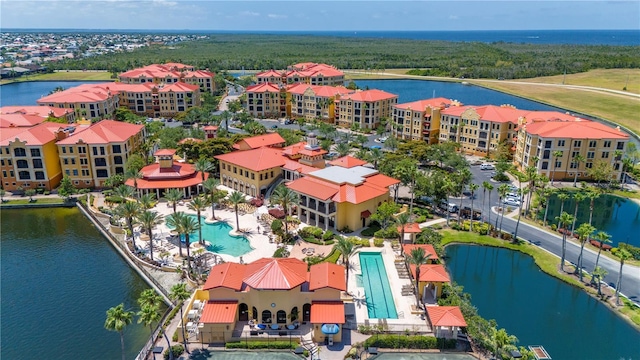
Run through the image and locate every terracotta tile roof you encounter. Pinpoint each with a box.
[0,122,78,146]
[203,125,219,131]
[442,104,528,124]
[341,89,398,102]
[282,159,318,175]
[125,173,205,190]
[395,97,455,110]
[1,105,72,118]
[332,183,389,204]
[286,176,339,201]
[523,119,628,139]
[203,263,246,290]
[200,301,238,323]
[183,70,215,78]
[403,244,439,261]
[37,83,116,104]
[397,222,422,233]
[234,133,286,150]
[154,149,177,156]
[363,173,401,188]
[329,156,367,168]
[256,69,285,78]
[215,147,286,172]
[310,302,345,324]
[246,82,282,93]
[0,113,46,128]
[243,258,308,290]
[409,264,450,282]
[308,262,346,291]
[426,306,467,327]
[159,82,200,92]
[56,120,144,145]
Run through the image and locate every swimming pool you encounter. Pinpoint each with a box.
[178,215,253,257]
[359,252,398,319]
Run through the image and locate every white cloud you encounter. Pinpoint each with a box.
[267,13,287,19]
[152,0,177,7]
[449,15,459,20]
[239,11,260,17]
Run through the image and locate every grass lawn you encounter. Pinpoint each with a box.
[514,69,640,95]
[0,198,65,205]
[1,71,112,84]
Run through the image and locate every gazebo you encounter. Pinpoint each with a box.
[425,306,467,339]
[125,149,208,199]
[396,222,422,243]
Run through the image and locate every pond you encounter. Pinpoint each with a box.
[540,193,640,247]
[1,80,108,106]
[445,244,640,360]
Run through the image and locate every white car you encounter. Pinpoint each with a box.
[507,192,521,200]
[480,163,495,170]
[503,198,521,207]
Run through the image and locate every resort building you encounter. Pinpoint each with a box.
[286,156,400,231]
[425,306,467,339]
[232,133,285,151]
[125,149,208,198]
[203,125,218,139]
[391,98,460,144]
[287,84,351,123]
[438,104,525,157]
[56,120,146,188]
[0,122,85,191]
[215,146,285,197]
[107,81,202,118]
[244,83,287,118]
[256,63,345,86]
[118,63,215,94]
[187,257,346,344]
[514,113,629,182]
[1,105,76,127]
[336,89,398,130]
[36,83,121,120]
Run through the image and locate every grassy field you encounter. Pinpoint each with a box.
[514,69,640,95]
[0,71,112,85]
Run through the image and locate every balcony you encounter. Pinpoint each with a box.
[479,131,488,140]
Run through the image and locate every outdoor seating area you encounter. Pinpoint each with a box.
[401,284,415,296]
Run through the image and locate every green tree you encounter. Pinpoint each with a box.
[574,223,596,280]
[482,181,494,228]
[455,169,472,225]
[442,176,457,227]
[57,175,76,201]
[406,247,431,307]
[194,158,213,182]
[24,189,36,202]
[396,212,411,253]
[164,188,183,214]
[187,196,208,245]
[169,283,191,354]
[592,266,608,297]
[468,183,479,231]
[228,191,246,231]
[368,147,384,169]
[0,189,5,203]
[104,303,134,360]
[497,184,510,232]
[137,304,162,347]
[139,193,156,210]
[270,185,298,239]
[591,231,612,282]
[137,210,163,261]
[335,142,351,157]
[114,184,135,200]
[116,201,141,243]
[492,328,518,360]
[615,248,632,306]
[570,191,586,235]
[541,187,556,227]
[165,212,186,257]
[556,211,574,272]
[370,201,400,230]
[512,187,526,242]
[572,154,585,187]
[125,169,143,193]
[138,288,163,309]
[384,135,399,152]
[555,191,570,228]
[335,237,355,293]
[550,150,563,185]
[125,154,147,173]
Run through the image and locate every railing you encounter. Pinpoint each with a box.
[135,307,174,360]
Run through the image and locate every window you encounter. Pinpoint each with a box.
[558,140,565,147]
[96,169,108,178]
[100,147,105,155]
[79,147,86,154]
[251,173,255,180]
[18,171,30,180]
[544,140,552,148]
[69,147,73,153]
[33,159,43,168]
[92,147,98,156]
[17,160,28,168]
[94,158,107,167]
[585,162,593,169]
[603,141,611,148]
[64,158,69,165]
[2,171,6,177]
[0,160,3,166]
[71,158,76,165]
[35,171,45,180]
[72,169,78,176]
[62,147,67,154]
[570,162,577,169]
[617,141,625,150]
[602,152,609,159]
[555,161,562,168]
[80,158,87,165]
[30,148,41,157]
[541,162,549,170]
[112,144,121,153]
[14,148,26,157]
[573,140,582,147]
[114,156,123,165]
[587,152,595,159]
[572,151,579,158]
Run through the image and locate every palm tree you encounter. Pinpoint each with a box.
[468,183,479,231]
[139,193,156,210]
[0,189,5,203]
[493,328,518,360]
[335,237,355,293]
[137,304,161,346]
[270,185,298,239]
[524,166,539,216]
[170,283,191,354]
[550,150,563,185]
[202,178,222,220]
[574,223,596,280]
[228,191,246,231]
[165,212,186,257]
[591,231,612,281]
[104,303,134,360]
[406,247,431,307]
[187,196,208,245]
[165,188,183,214]
[615,248,632,306]
[368,147,384,169]
[443,176,456,227]
[497,184,510,232]
[194,158,213,181]
[482,181,494,228]
[125,169,144,195]
[556,211,574,272]
[336,142,351,157]
[556,191,570,228]
[592,266,608,297]
[114,184,134,201]
[570,191,586,236]
[541,187,556,227]
[572,154,585,187]
[512,188,526,243]
[116,201,141,243]
[456,169,472,225]
[137,210,163,261]
[138,288,163,309]
[396,212,411,253]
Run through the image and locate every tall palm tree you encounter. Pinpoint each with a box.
[524,166,539,216]
[550,150,563,185]
[542,187,556,227]
[556,191,570,228]
[170,283,191,354]
[166,212,186,257]
[572,154,585,187]
[368,147,384,169]
[194,158,213,181]
[137,304,161,346]
[615,248,632,306]
[335,237,355,293]
[468,183,479,231]
[335,142,351,157]
[228,191,246,231]
[443,176,456,227]
[114,184,135,201]
[570,191,586,236]
[104,303,134,360]
[512,188,526,243]
[137,210,163,261]
[165,188,183,214]
[187,196,208,245]
[556,211,574,272]
[591,231,612,281]
[456,169,472,225]
[202,178,222,220]
[497,184,510,232]
[138,288,163,309]
[574,223,595,280]
[406,247,431,307]
[396,212,411,252]
[492,328,518,360]
[482,181,494,228]
[592,266,608,297]
[116,201,141,243]
[139,193,156,210]
[270,185,298,239]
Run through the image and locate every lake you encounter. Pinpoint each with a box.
[0,80,108,107]
[0,207,152,360]
[445,244,640,360]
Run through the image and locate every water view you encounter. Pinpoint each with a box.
[445,244,640,360]
[1,80,108,106]
[1,208,152,360]
[540,194,640,247]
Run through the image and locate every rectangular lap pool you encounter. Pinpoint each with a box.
[359,252,398,319]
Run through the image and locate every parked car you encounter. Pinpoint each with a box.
[503,198,521,207]
[271,125,278,129]
[461,206,482,220]
[480,163,495,170]
[507,192,521,200]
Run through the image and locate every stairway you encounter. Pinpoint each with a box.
[301,332,319,359]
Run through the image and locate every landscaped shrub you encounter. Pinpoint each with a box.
[374,227,398,239]
[374,238,384,247]
[360,224,381,237]
[271,219,283,233]
[105,195,125,204]
[307,226,324,238]
[164,345,184,360]
[362,334,453,349]
[618,243,640,260]
[322,230,335,241]
[324,248,342,264]
[414,215,427,223]
[250,198,263,207]
[273,247,290,258]
[550,224,558,231]
[226,341,299,350]
[347,236,370,247]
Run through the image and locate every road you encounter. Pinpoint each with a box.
[449,161,640,305]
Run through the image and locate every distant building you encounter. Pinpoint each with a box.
[392,98,460,144]
[256,63,345,86]
[1,106,76,126]
[37,83,120,120]
[119,63,215,94]
[287,84,351,123]
[245,83,287,118]
[336,89,398,130]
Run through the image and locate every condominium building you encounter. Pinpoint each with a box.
[0,123,85,191]
[1,105,76,127]
[245,83,287,118]
[37,83,120,120]
[514,113,629,182]
[256,63,345,86]
[288,84,351,123]
[56,120,145,188]
[439,104,525,157]
[392,98,460,144]
[336,89,398,130]
[119,63,215,94]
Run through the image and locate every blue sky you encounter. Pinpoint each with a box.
[1,1,638,31]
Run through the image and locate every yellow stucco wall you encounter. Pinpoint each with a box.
[336,194,391,231]
[219,162,282,197]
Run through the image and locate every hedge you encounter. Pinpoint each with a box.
[226,341,297,350]
[363,334,456,349]
[360,224,381,237]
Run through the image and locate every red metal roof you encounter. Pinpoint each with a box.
[403,244,439,261]
[200,301,238,324]
[56,120,144,145]
[215,147,286,172]
[234,133,286,150]
[203,263,246,291]
[310,302,345,324]
[154,149,176,156]
[308,262,346,291]
[286,176,339,201]
[397,223,422,233]
[243,258,308,290]
[329,156,367,168]
[409,264,450,283]
[426,306,467,327]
